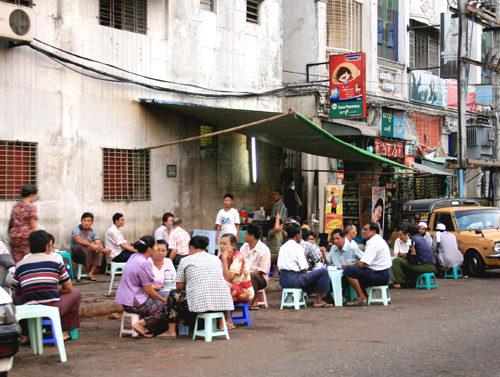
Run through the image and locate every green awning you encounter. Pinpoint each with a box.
[139,99,414,170]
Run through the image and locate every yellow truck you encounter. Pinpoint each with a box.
[427,206,500,277]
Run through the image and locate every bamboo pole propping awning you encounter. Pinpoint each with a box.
[138,99,416,170]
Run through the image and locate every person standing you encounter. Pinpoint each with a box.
[271,189,289,222]
[104,213,137,263]
[215,194,240,244]
[9,185,39,263]
[154,212,174,243]
[71,212,110,281]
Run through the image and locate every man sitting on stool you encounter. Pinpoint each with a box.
[278,224,332,307]
[432,223,463,273]
[343,222,392,306]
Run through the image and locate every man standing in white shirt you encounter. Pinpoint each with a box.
[215,194,240,244]
[104,213,137,263]
[343,222,392,306]
[278,224,332,307]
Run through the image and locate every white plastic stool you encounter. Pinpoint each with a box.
[108,262,127,295]
[257,289,268,308]
[75,264,88,280]
[119,312,140,338]
[192,312,230,342]
[16,305,67,362]
[280,288,307,310]
[367,285,391,306]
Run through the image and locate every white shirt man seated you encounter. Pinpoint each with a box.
[433,223,464,268]
[104,213,137,264]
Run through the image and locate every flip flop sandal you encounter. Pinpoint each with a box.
[226,324,236,330]
[87,277,97,281]
[249,306,260,310]
[346,298,368,307]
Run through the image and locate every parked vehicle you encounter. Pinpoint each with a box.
[0,255,21,377]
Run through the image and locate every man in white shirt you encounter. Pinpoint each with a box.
[394,227,412,257]
[343,222,392,306]
[104,213,137,264]
[215,194,240,244]
[278,224,332,307]
[344,224,359,248]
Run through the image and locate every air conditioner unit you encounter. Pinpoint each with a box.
[0,2,34,43]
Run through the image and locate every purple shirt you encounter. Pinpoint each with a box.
[115,253,155,306]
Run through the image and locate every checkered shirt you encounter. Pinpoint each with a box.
[169,227,190,255]
[299,239,322,264]
[176,252,234,313]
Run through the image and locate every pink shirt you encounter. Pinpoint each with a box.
[169,227,190,256]
[148,257,176,285]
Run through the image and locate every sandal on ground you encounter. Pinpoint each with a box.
[345,298,368,307]
[225,323,236,330]
[249,305,260,310]
[313,303,334,307]
[157,333,176,339]
[87,276,97,281]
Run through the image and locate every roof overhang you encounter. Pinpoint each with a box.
[414,162,455,176]
[139,99,415,170]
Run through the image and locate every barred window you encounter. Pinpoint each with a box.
[201,0,213,11]
[0,141,37,200]
[247,0,259,23]
[326,0,362,52]
[99,0,147,35]
[103,148,150,201]
[0,0,33,7]
[410,20,439,75]
[200,125,217,148]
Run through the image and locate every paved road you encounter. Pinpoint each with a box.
[10,272,500,377]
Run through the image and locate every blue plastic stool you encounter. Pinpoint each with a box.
[178,324,189,335]
[42,319,58,347]
[444,266,463,279]
[415,272,438,289]
[193,312,230,342]
[268,263,274,276]
[280,288,307,310]
[230,302,252,326]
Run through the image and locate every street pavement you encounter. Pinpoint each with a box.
[9,271,500,377]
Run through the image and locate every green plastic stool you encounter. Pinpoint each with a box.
[192,312,230,342]
[56,251,74,281]
[415,273,438,290]
[68,328,79,340]
[280,288,307,310]
[444,266,463,279]
[367,285,391,306]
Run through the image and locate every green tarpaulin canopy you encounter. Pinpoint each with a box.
[139,99,414,170]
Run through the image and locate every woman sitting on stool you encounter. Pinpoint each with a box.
[219,233,254,329]
[115,236,168,338]
[159,236,234,339]
[149,239,176,290]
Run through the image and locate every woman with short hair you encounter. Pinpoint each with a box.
[149,239,176,290]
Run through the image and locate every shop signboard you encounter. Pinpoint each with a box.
[405,142,416,156]
[440,12,459,79]
[325,184,344,233]
[410,71,447,108]
[329,52,366,118]
[372,187,386,233]
[476,85,493,105]
[381,108,405,139]
[374,139,404,158]
[404,156,415,168]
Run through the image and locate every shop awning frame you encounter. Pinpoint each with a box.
[414,162,455,176]
[138,99,415,170]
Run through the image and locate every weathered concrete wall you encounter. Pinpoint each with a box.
[0,0,283,248]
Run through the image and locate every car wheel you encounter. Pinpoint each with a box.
[464,250,486,277]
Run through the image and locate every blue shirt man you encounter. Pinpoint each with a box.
[326,229,364,269]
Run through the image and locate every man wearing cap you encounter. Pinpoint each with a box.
[391,224,436,288]
[432,223,463,270]
[418,222,432,246]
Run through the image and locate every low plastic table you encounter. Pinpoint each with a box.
[327,268,344,307]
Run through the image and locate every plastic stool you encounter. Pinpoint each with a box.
[193,312,230,342]
[257,289,268,308]
[367,285,391,306]
[68,328,79,340]
[230,302,252,326]
[119,312,140,338]
[75,264,88,280]
[178,324,189,335]
[347,284,358,302]
[42,319,58,347]
[56,251,74,280]
[415,273,438,290]
[444,266,463,279]
[108,262,127,295]
[269,263,274,276]
[280,288,306,310]
[16,305,67,362]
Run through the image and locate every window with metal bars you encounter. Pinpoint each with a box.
[377,0,398,61]
[0,0,33,7]
[200,125,217,149]
[103,148,150,201]
[0,141,37,200]
[247,0,259,23]
[201,0,213,11]
[99,0,147,35]
[409,20,440,75]
[326,0,362,52]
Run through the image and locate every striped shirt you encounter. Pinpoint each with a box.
[272,199,289,222]
[12,253,70,305]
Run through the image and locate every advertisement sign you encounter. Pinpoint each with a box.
[329,53,366,118]
[446,79,476,109]
[476,85,493,105]
[410,71,447,108]
[374,139,404,158]
[381,108,405,139]
[440,12,459,79]
[371,187,386,233]
[325,184,344,234]
[404,156,415,168]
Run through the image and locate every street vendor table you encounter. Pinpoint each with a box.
[327,268,343,307]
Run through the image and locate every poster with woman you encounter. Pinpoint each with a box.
[371,187,386,233]
[325,184,344,234]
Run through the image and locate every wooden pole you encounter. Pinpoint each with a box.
[140,109,296,150]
